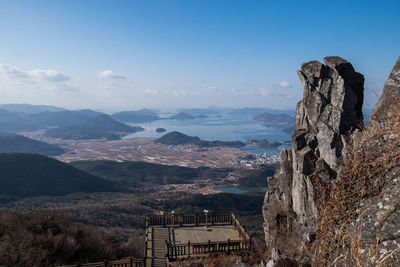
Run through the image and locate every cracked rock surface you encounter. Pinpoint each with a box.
[262,56,364,265]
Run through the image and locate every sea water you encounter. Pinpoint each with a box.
[124,112,291,154]
[214,186,268,194]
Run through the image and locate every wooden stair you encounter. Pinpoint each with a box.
[147,227,170,267]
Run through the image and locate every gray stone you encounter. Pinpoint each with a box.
[263,56,364,264]
[371,57,400,125]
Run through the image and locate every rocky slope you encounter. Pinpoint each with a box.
[262,56,400,266]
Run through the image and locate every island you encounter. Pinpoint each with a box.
[155,131,245,148]
[112,108,159,123]
[253,112,294,125]
[246,139,290,148]
[156,128,166,133]
[169,112,195,120]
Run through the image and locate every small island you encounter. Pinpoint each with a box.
[156,128,166,133]
[155,131,245,148]
[169,112,195,120]
[246,139,290,148]
[195,114,208,119]
[253,112,294,125]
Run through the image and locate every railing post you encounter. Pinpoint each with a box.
[163,214,166,227]
[165,240,169,258]
[130,257,133,267]
[188,241,191,258]
[211,213,214,225]
[104,260,108,267]
[208,240,211,253]
[249,234,252,251]
[227,239,230,254]
[195,213,198,226]
[179,214,182,226]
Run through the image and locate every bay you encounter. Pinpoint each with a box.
[124,112,292,154]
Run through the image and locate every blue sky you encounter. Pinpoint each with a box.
[0,0,399,111]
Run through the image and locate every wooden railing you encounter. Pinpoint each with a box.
[166,239,250,260]
[146,212,252,262]
[147,212,232,227]
[59,258,144,267]
[231,213,250,241]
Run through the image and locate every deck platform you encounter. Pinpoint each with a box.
[145,213,251,267]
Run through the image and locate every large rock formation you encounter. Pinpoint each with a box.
[337,57,400,266]
[370,56,400,125]
[263,56,364,265]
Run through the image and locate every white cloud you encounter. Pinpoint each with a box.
[98,70,126,80]
[28,69,70,82]
[231,88,243,95]
[0,64,28,79]
[59,85,79,92]
[172,90,186,97]
[260,87,271,96]
[273,81,292,88]
[144,88,159,96]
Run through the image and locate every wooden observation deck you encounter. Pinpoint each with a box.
[145,212,251,267]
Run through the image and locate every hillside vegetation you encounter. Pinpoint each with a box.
[0,133,64,156]
[71,160,230,190]
[45,114,143,140]
[237,165,276,187]
[0,153,114,198]
[0,211,136,267]
[315,104,400,266]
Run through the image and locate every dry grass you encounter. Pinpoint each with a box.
[0,210,141,267]
[314,104,400,266]
[172,254,243,267]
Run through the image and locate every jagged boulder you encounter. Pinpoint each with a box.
[370,56,400,125]
[263,56,364,265]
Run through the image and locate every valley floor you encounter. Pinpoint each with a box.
[21,131,248,168]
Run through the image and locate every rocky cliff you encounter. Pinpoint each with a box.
[263,57,400,266]
[370,57,400,126]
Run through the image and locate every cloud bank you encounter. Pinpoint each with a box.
[28,69,71,82]
[98,70,126,80]
[273,81,292,88]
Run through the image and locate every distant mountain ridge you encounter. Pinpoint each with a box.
[0,133,65,156]
[253,111,294,125]
[112,108,159,122]
[27,110,104,127]
[0,103,66,113]
[230,107,295,116]
[0,153,114,198]
[45,114,144,140]
[0,108,106,131]
[169,112,195,120]
[0,109,38,132]
[155,131,245,148]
